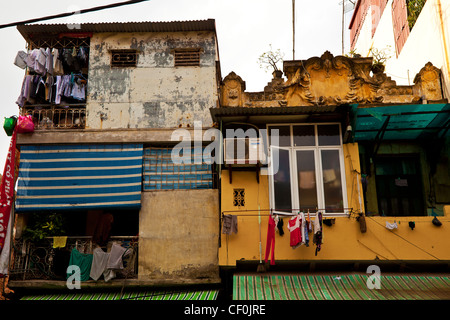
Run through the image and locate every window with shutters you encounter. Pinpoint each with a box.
[173,48,201,67]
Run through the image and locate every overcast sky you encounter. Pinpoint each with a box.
[0,0,354,170]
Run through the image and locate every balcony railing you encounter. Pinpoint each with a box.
[20,105,86,130]
[9,236,138,282]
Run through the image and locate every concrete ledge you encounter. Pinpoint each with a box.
[17,127,213,145]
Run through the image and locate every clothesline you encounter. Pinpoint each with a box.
[221,208,353,217]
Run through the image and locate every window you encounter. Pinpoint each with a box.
[173,48,201,67]
[374,156,425,216]
[267,123,348,216]
[110,49,138,67]
[143,146,213,190]
[233,189,245,207]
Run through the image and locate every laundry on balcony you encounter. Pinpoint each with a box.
[13,46,89,76]
[16,73,87,107]
[66,242,134,282]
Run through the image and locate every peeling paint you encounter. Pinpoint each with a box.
[87,32,218,129]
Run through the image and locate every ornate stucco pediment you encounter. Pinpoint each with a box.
[220,71,246,107]
[283,51,386,105]
[219,52,444,108]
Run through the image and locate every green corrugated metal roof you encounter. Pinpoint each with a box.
[233,274,450,300]
[21,289,219,301]
[352,103,450,141]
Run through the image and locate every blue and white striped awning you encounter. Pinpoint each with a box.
[16,144,143,212]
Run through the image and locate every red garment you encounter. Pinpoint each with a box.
[264,216,276,265]
[287,215,302,248]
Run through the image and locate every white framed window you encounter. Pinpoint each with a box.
[267,123,349,217]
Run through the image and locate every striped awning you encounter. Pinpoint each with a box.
[16,144,143,212]
[20,289,219,301]
[233,274,450,300]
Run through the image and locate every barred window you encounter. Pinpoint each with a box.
[143,147,213,190]
[110,49,138,67]
[233,189,245,207]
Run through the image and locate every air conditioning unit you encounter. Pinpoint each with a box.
[224,138,266,165]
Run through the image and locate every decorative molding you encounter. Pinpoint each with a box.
[219,52,445,108]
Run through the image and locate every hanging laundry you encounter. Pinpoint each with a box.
[34,48,48,75]
[276,218,284,236]
[71,79,86,101]
[90,247,116,282]
[66,248,93,282]
[13,51,28,69]
[45,47,53,75]
[303,217,310,247]
[52,48,64,75]
[52,236,67,249]
[385,221,398,230]
[313,211,323,256]
[287,214,302,249]
[25,49,39,72]
[107,242,127,270]
[222,214,238,235]
[264,216,276,265]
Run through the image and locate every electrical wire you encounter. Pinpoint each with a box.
[0,0,151,29]
[366,216,441,261]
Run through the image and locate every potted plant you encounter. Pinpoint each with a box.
[368,46,392,73]
[258,44,284,78]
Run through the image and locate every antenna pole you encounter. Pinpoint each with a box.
[292,0,295,60]
[342,0,345,55]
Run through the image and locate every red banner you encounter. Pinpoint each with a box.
[0,127,17,252]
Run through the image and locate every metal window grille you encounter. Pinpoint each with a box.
[174,49,201,67]
[111,49,138,67]
[28,37,90,49]
[233,189,245,207]
[143,147,213,190]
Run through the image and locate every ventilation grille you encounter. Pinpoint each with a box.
[111,49,138,67]
[233,189,245,207]
[174,49,201,67]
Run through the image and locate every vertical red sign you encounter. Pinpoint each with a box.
[0,128,17,253]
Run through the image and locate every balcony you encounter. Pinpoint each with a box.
[20,105,86,130]
[9,236,138,284]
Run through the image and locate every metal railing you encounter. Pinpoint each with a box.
[9,236,138,281]
[20,105,86,130]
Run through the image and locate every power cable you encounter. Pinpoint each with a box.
[0,0,150,29]
[366,216,441,261]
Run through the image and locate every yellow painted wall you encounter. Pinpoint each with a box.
[218,143,450,266]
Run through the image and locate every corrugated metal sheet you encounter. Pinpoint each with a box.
[16,144,143,212]
[234,274,450,300]
[17,19,216,41]
[21,289,219,300]
[210,106,341,121]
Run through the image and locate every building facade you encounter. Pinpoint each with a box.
[216,51,450,288]
[349,0,450,98]
[8,20,222,295]
[3,17,450,301]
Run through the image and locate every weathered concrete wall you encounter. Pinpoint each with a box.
[87,31,218,130]
[138,189,220,282]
